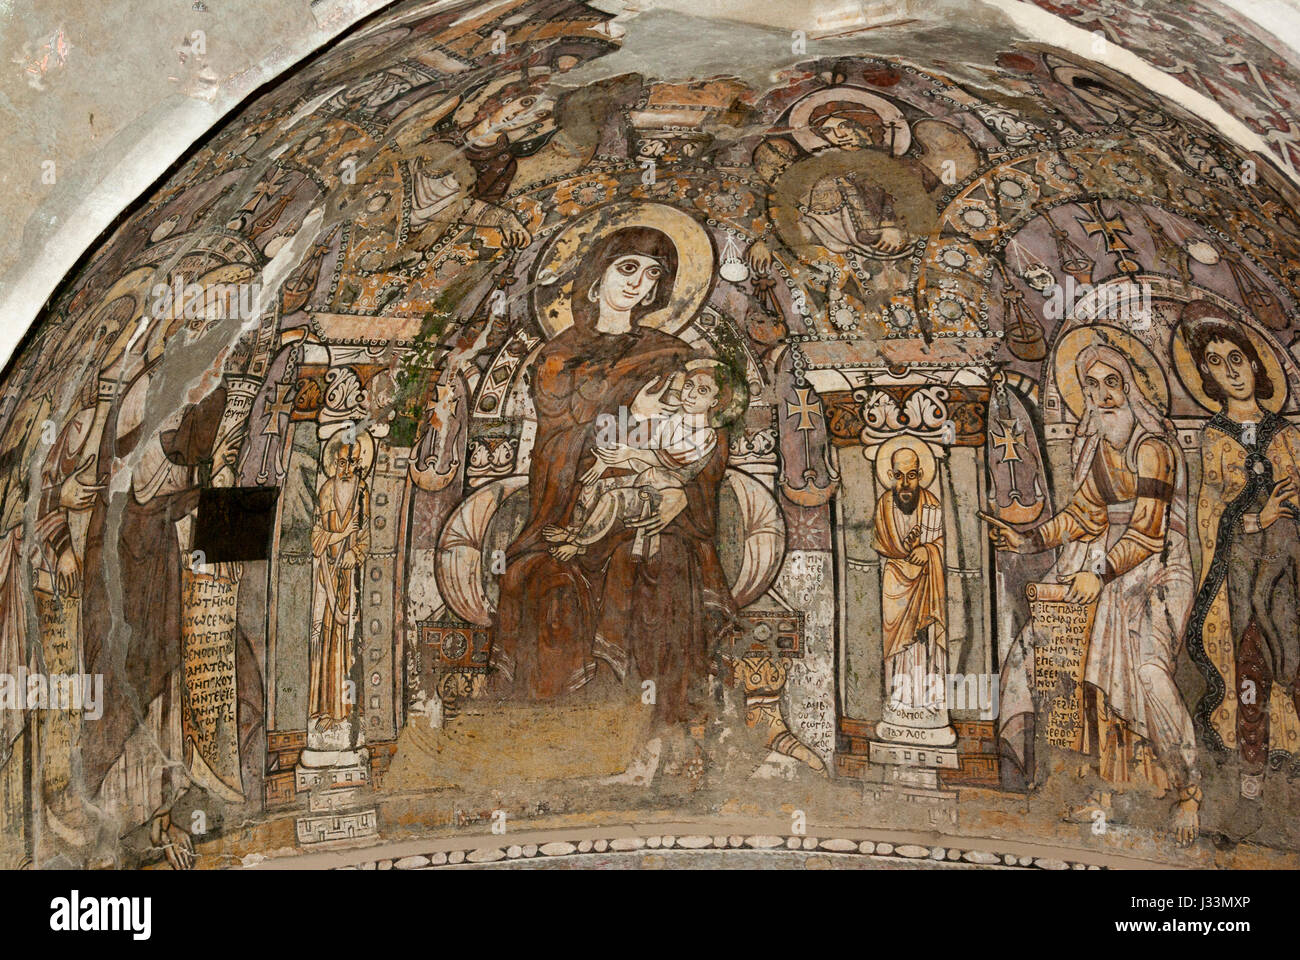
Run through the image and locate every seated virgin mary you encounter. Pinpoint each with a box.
[492,224,736,729]
[419,207,818,786]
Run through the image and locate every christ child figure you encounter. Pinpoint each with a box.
[543,362,732,562]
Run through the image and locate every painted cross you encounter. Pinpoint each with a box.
[429,383,460,425]
[257,382,296,484]
[785,387,822,432]
[991,418,1024,463]
[242,171,289,214]
[1076,201,1140,275]
[262,383,296,436]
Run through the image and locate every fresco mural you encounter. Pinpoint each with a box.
[3,0,1300,871]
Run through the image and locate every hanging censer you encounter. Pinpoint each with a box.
[719,232,750,283]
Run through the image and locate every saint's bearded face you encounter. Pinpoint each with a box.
[891,448,922,515]
[1082,359,1136,449]
[894,485,919,514]
[336,444,362,479]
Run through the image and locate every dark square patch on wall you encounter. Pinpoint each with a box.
[194,487,280,562]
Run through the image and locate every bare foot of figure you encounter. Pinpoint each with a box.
[745,692,827,776]
[149,808,195,870]
[1171,786,1200,848]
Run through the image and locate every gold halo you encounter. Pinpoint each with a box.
[53,266,156,382]
[532,201,714,339]
[1053,323,1170,420]
[1171,312,1289,414]
[788,87,911,156]
[873,435,936,490]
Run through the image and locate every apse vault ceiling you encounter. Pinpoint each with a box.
[3,0,1300,879]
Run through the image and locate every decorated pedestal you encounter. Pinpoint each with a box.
[294,747,378,845]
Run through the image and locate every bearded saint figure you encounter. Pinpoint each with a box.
[987,342,1201,846]
[872,444,946,714]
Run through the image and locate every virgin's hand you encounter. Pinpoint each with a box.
[625,511,669,537]
[580,464,604,485]
[594,445,628,464]
[630,377,675,420]
[625,488,686,537]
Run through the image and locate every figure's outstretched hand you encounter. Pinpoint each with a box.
[150,809,195,871]
[872,227,907,255]
[978,510,1028,553]
[500,211,532,249]
[748,239,773,275]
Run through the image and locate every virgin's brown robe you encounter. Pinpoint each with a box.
[494,323,732,715]
[596,429,735,725]
[80,384,229,797]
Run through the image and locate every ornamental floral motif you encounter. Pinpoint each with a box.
[551,173,620,216]
[693,178,755,220]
